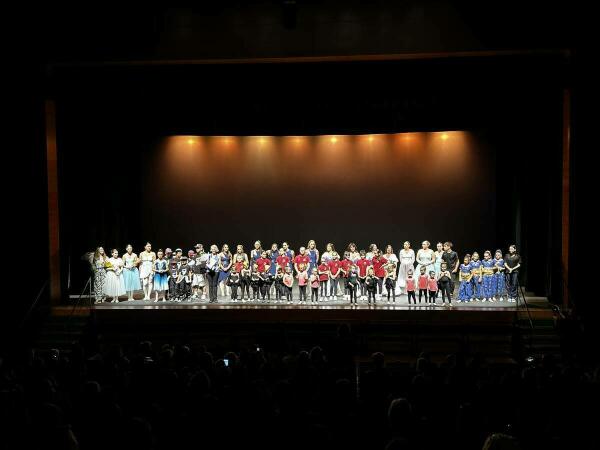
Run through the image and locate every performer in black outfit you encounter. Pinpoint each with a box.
[441,241,459,294]
[227,270,241,301]
[504,244,522,302]
[206,245,220,303]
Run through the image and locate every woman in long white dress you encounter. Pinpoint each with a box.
[415,241,436,281]
[397,242,415,294]
[433,242,445,298]
[382,245,399,296]
[139,242,156,300]
[104,249,125,302]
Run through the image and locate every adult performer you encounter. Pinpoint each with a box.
[415,241,436,279]
[397,241,415,294]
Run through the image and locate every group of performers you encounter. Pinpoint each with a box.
[89,240,522,306]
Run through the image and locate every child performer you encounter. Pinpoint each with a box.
[341,251,353,300]
[276,248,291,278]
[297,264,309,302]
[418,266,428,304]
[104,249,125,303]
[470,252,483,301]
[347,265,360,305]
[250,263,261,300]
[328,252,343,299]
[257,250,271,275]
[227,268,241,302]
[262,270,274,302]
[310,268,320,303]
[406,269,417,305]
[283,267,294,303]
[384,263,397,303]
[365,267,378,305]
[356,250,371,301]
[438,262,453,306]
[318,258,329,301]
[176,257,193,302]
[294,247,310,275]
[122,244,141,301]
[139,242,156,301]
[275,267,285,302]
[240,262,251,301]
[153,249,169,302]
[371,250,388,300]
[427,271,438,305]
[458,254,473,302]
[481,250,496,302]
[493,250,506,301]
[168,257,179,302]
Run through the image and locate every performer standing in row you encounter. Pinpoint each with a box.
[218,244,232,297]
[192,244,208,300]
[307,240,320,274]
[269,243,279,297]
[470,252,483,301]
[406,269,417,305]
[328,252,343,298]
[415,241,436,280]
[505,244,521,303]
[206,245,220,303]
[347,243,360,263]
[384,263,397,303]
[382,245,398,297]
[398,242,415,295]
[341,252,353,300]
[281,242,295,273]
[294,247,310,275]
[356,250,370,300]
[297,264,309,302]
[122,244,141,301]
[310,268,320,303]
[321,243,335,296]
[104,249,125,303]
[441,242,459,295]
[153,249,169,302]
[250,241,263,264]
[139,242,156,301]
[457,255,473,302]
[365,267,378,304]
[318,258,329,301]
[493,250,506,301]
[433,242,445,297]
[371,250,387,300]
[481,250,496,302]
[283,267,294,303]
[347,265,359,305]
[438,262,453,306]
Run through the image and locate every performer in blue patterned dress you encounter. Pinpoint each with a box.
[153,249,169,302]
[493,249,506,301]
[269,243,279,296]
[457,254,473,302]
[218,244,232,297]
[469,252,483,301]
[281,242,295,272]
[122,244,141,301]
[307,240,320,274]
[480,250,496,302]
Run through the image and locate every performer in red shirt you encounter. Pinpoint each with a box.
[318,260,330,301]
[294,247,311,274]
[256,250,271,273]
[328,253,343,298]
[276,248,291,273]
[370,250,388,299]
[356,250,371,300]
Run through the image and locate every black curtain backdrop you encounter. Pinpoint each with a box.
[53,57,565,299]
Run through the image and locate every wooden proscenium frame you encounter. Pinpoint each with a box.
[45,50,572,305]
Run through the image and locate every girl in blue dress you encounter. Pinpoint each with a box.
[122,244,141,301]
[307,240,320,274]
[493,249,506,301]
[153,249,169,302]
[470,252,483,301]
[480,250,496,302]
[218,244,233,297]
[457,254,473,302]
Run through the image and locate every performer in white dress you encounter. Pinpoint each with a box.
[398,242,415,294]
[139,242,156,300]
[104,249,125,302]
[415,241,436,282]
